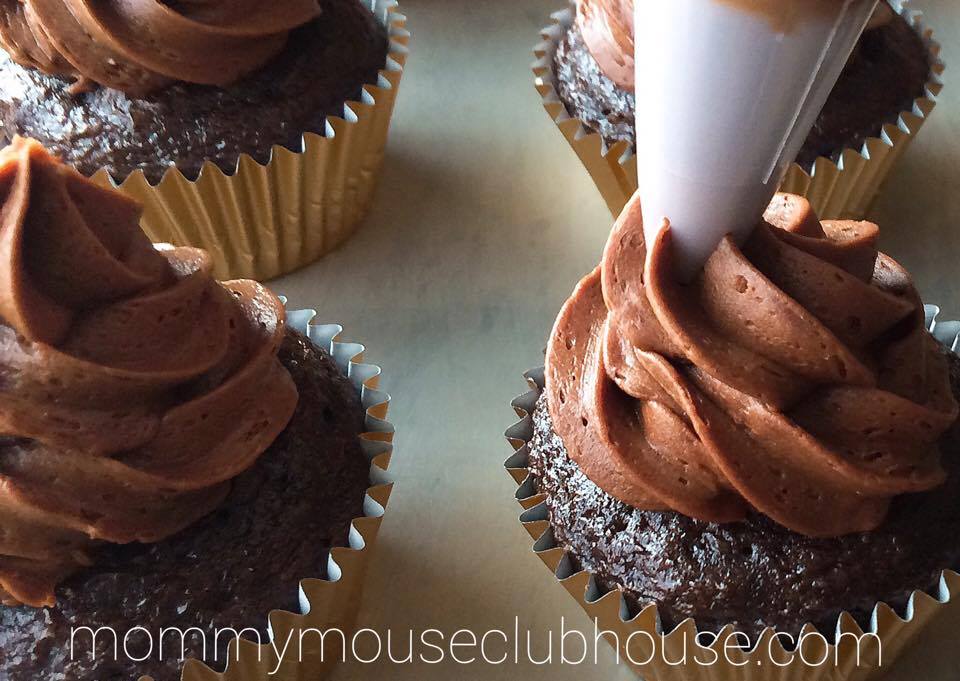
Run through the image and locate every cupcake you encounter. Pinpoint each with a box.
[535,0,942,219]
[506,192,960,679]
[0,0,409,280]
[0,138,393,681]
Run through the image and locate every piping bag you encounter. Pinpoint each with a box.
[634,0,880,278]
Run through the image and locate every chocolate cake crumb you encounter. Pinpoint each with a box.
[525,353,960,640]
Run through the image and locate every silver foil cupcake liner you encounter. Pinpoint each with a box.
[165,309,394,681]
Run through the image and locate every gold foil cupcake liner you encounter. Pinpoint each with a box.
[91,0,409,282]
[502,305,960,681]
[534,0,944,220]
[153,310,395,681]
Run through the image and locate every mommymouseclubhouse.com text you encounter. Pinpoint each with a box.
[69,617,883,674]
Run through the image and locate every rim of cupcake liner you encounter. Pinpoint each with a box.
[502,304,960,676]
[161,308,395,681]
[94,0,409,190]
[533,0,945,220]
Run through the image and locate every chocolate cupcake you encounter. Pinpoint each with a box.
[0,138,394,681]
[505,192,960,679]
[0,0,409,280]
[534,0,943,219]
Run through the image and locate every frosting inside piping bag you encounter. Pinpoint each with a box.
[0,138,298,607]
[579,0,893,92]
[0,0,321,95]
[546,192,958,537]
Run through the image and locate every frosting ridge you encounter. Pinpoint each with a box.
[0,138,298,606]
[546,192,958,537]
[577,0,634,91]
[0,0,321,95]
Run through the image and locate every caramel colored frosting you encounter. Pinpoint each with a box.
[583,0,885,91]
[0,0,321,95]
[0,138,298,607]
[546,192,958,537]
[577,0,634,91]
[713,0,876,29]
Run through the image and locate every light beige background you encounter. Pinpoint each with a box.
[275,0,960,678]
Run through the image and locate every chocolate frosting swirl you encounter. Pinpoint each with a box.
[577,0,634,91]
[0,0,321,95]
[546,192,958,537]
[0,138,298,607]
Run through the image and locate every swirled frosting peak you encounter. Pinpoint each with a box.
[546,192,958,537]
[0,138,298,607]
[577,0,634,91]
[0,0,321,95]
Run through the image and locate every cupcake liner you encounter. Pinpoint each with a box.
[90,0,409,282]
[155,309,394,681]
[503,304,960,681]
[534,0,944,220]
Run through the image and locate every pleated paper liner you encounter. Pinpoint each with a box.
[91,0,409,283]
[138,310,395,681]
[534,0,944,220]
[502,305,960,681]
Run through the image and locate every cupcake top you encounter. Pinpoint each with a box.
[0,138,298,607]
[546,192,958,537]
[580,0,895,92]
[577,0,633,91]
[0,0,321,95]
